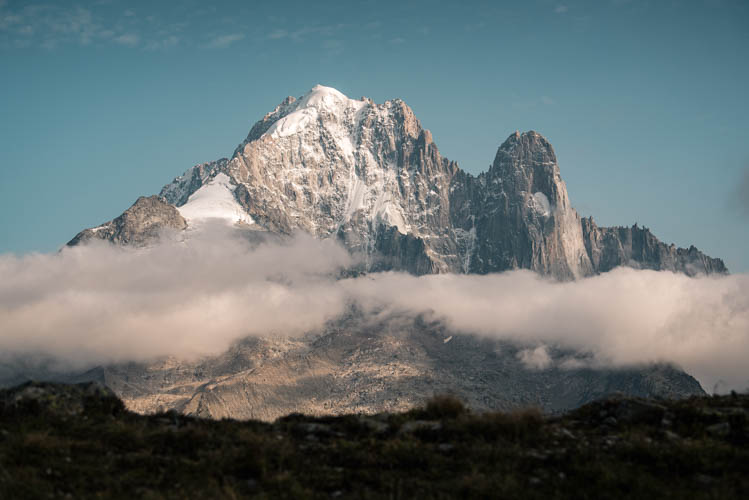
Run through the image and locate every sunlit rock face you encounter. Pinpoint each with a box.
[73,84,725,279]
[67,195,187,247]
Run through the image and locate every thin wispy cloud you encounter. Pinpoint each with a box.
[113,33,139,47]
[0,3,119,49]
[321,39,344,56]
[511,94,558,109]
[555,5,569,14]
[0,2,183,51]
[145,35,179,51]
[265,24,341,43]
[289,25,335,41]
[267,28,288,39]
[464,21,486,32]
[204,33,245,48]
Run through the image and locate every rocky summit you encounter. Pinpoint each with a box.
[46,85,728,419]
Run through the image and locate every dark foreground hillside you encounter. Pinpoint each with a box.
[0,382,746,499]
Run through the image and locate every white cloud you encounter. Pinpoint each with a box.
[145,35,179,51]
[114,33,139,46]
[555,5,569,14]
[518,346,552,370]
[0,231,351,368]
[205,32,244,48]
[266,25,339,43]
[267,28,288,39]
[1,231,748,393]
[342,269,749,392]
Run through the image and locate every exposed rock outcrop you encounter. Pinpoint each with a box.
[67,195,186,247]
[581,218,727,276]
[463,131,593,279]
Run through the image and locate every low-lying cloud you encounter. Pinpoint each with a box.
[0,229,351,368]
[342,269,749,393]
[1,228,748,393]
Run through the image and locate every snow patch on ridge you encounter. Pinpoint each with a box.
[345,176,368,219]
[266,107,318,138]
[177,173,254,226]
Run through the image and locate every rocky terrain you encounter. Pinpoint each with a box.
[83,313,705,421]
[67,195,187,247]
[0,381,746,499]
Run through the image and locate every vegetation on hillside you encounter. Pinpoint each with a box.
[0,382,746,499]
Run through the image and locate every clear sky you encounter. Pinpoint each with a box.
[1,0,747,271]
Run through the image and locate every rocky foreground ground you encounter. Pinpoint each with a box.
[0,382,746,499]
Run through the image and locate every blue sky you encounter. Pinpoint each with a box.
[1,0,748,271]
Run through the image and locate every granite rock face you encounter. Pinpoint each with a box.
[460,131,594,279]
[67,195,187,247]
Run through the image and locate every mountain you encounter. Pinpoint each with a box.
[52,85,726,419]
[95,313,705,421]
[69,84,726,278]
[0,311,706,421]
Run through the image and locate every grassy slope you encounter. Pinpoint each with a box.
[0,383,746,499]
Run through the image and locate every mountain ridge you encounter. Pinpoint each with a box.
[69,84,726,278]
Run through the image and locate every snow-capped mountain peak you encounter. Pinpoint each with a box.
[262,84,366,140]
[294,84,363,113]
[73,87,727,279]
